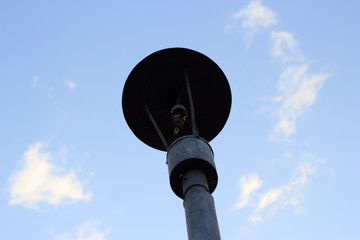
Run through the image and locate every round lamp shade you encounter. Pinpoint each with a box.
[122,48,231,151]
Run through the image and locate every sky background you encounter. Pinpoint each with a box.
[1,0,360,239]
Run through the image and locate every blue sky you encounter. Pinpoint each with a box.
[1,0,359,239]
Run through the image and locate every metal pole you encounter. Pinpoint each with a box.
[122,48,231,240]
[167,136,221,240]
[182,170,221,240]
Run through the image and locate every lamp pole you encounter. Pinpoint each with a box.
[167,137,221,240]
[183,172,221,239]
[122,48,231,240]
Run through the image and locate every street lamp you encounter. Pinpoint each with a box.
[122,47,231,240]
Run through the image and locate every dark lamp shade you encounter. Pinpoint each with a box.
[122,48,231,151]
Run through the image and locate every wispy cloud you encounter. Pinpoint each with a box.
[234,173,262,210]
[234,154,325,223]
[227,0,332,227]
[56,221,109,240]
[268,29,330,140]
[226,1,330,140]
[8,142,92,209]
[271,65,330,140]
[270,31,305,62]
[253,161,316,217]
[249,215,263,223]
[257,188,284,211]
[64,79,76,90]
[225,0,277,44]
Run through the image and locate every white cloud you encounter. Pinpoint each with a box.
[226,2,330,139]
[225,0,277,43]
[234,155,325,223]
[277,65,308,97]
[268,31,330,140]
[254,161,316,215]
[9,142,91,209]
[64,79,76,90]
[56,221,109,240]
[270,64,330,139]
[271,31,305,62]
[249,215,263,223]
[234,173,262,209]
[257,188,283,210]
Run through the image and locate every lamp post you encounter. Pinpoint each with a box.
[122,48,231,240]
